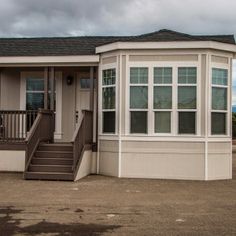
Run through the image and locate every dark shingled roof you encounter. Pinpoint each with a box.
[0,29,234,56]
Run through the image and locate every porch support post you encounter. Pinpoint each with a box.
[49,67,55,111]
[90,66,94,111]
[44,67,49,110]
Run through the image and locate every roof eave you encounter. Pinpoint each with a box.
[0,55,100,65]
[96,41,236,54]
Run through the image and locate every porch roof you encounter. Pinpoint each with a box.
[0,29,234,57]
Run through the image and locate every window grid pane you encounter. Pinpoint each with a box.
[212,87,227,110]
[178,67,197,84]
[130,86,148,109]
[103,69,116,85]
[154,67,172,84]
[154,86,172,109]
[178,86,196,109]
[103,112,115,133]
[130,68,148,84]
[155,112,171,133]
[178,112,196,134]
[211,112,226,135]
[102,87,115,109]
[212,68,228,85]
[130,111,147,134]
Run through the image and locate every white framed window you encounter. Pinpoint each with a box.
[177,67,197,134]
[211,68,228,135]
[129,67,148,134]
[102,68,116,133]
[127,63,199,136]
[153,67,173,134]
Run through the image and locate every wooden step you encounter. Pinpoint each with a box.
[29,164,72,173]
[32,158,73,165]
[38,143,73,152]
[35,151,73,158]
[24,172,74,181]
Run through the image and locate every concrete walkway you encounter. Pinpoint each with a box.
[0,155,236,235]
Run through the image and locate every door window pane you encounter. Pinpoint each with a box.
[178,86,196,109]
[26,93,44,110]
[179,112,196,134]
[103,69,115,85]
[130,68,148,84]
[154,67,172,84]
[80,78,91,89]
[130,111,147,133]
[211,112,226,135]
[178,67,197,84]
[102,87,115,109]
[103,112,115,133]
[155,112,171,133]
[154,86,172,109]
[26,78,44,91]
[212,68,228,85]
[212,87,227,110]
[130,86,148,109]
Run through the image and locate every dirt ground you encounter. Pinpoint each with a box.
[0,154,236,236]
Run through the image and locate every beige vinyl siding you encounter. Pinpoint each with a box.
[102,56,117,65]
[0,68,21,110]
[201,54,207,135]
[121,55,127,135]
[121,141,205,180]
[211,55,229,64]
[99,140,119,177]
[129,54,198,62]
[207,142,232,180]
[61,69,76,142]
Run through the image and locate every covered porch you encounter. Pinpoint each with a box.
[0,58,98,180]
[0,65,98,145]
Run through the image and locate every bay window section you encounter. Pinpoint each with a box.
[153,67,172,133]
[211,68,228,135]
[130,68,148,134]
[102,69,116,133]
[177,67,197,134]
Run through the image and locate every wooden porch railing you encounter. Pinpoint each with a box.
[25,109,54,171]
[71,110,93,174]
[0,110,38,142]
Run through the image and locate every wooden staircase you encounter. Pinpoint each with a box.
[24,109,93,182]
[24,143,74,181]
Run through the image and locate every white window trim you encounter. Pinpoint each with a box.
[126,61,201,137]
[209,64,230,137]
[99,64,118,135]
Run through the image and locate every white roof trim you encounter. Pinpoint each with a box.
[96,41,236,54]
[0,55,100,64]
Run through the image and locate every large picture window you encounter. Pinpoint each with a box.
[102,69,116,133]
[130,68,148,133]
[211,68,228,135]
[177,67,197,134]
[153,67,172,133]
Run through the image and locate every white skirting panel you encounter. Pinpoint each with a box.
[0,151,25,172]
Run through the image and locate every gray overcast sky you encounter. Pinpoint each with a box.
[0,0,235,37]
[0,0,235,101]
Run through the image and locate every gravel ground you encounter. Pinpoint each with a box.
[0,154,235,236]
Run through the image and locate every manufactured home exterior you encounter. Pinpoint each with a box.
[0,29,236,180]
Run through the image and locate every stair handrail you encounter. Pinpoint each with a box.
[71,110,93,172]
[25,109,54,172]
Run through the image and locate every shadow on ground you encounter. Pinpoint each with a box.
[0,206,121,236]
